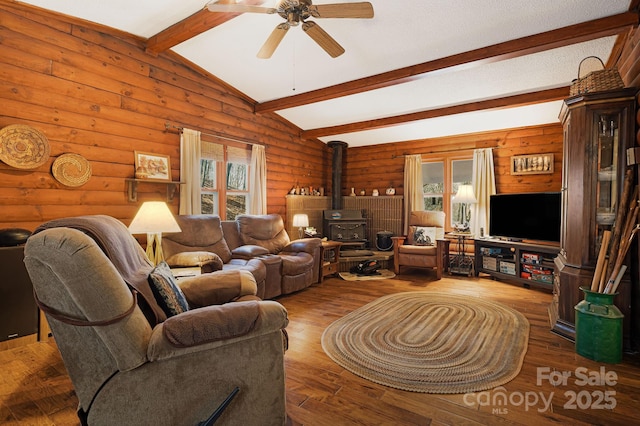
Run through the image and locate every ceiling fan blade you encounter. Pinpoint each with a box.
[309,2,374,19]
[257,23,290,59]
[302,21,345,58]
[207,3,276,14]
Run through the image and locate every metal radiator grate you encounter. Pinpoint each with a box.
[342,195,403,246]
[286,195,404,244]
[285,195,331,238]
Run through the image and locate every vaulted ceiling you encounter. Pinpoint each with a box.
[17,0,639,147]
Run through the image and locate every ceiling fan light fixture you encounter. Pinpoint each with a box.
[287,12,300,25]
[208,0,373,58]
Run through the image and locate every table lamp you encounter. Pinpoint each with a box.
[292,213,309,239]
[452,185,477,232]
[128,201,182,265]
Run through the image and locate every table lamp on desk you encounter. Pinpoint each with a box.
[128,201,182,265]
[452,184,477,232]
[292,213,309,239]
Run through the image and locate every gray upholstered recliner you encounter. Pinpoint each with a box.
[24,215,289,426]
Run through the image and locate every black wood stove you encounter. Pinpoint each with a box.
[323,209,368,249]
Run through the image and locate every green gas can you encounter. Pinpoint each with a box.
[574,287,623,364]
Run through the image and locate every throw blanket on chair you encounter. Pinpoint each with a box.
[34,215,166,325]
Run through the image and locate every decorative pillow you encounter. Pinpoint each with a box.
[412,226,436,246]
[149,261,189,317]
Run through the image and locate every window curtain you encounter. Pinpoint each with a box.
[179,128,202,215]
[470,148,496,237]
[403,154,424,234]
[249,144,267,214]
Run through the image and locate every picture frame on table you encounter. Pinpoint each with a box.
[510,153,554,175]
[134,151,171,181]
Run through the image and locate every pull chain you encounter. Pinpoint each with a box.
[292,36,296,92]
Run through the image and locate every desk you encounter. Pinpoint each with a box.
[448,232,474,276]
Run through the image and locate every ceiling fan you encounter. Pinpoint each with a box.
[206,0,374,59]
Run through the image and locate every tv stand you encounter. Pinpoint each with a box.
[474,238,560,291]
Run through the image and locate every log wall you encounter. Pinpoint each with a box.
[0,3,330,231]
[618,22,640,91]
[341,123,564,197]
[617,22,640,153]
[4,3,640,233]
[341,22,640,198]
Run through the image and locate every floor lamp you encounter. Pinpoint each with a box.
[128,201,182,265]
[452,185,477,232]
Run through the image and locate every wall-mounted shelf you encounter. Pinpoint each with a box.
[125,178,183,202]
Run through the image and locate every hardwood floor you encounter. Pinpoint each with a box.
[1,272,639,425]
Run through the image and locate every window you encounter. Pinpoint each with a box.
[200,141,250,219]
[422,153,473,230]
[422,162,444,211]
[451,159,473,226]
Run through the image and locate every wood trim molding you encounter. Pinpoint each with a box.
[144,0,265,54]
[301,87,570,138]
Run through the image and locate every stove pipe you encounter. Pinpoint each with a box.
[327,141,348,209]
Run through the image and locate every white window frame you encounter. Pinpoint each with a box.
[422,151,473,232]
[200,141,251,219]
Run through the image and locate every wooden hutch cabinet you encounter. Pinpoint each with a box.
[550,88,637,349]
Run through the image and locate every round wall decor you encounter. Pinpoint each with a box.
[0,124,50,169]
[52,153,92,187]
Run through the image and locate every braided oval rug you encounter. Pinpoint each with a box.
[321,291,529,394]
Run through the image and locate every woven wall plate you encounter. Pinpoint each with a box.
[0,124,50,169]
[52,153,92,187]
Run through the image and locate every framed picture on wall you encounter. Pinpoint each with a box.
[134,151,171,181]
[510,153,554,175]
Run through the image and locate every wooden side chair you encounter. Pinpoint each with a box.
[392,211,450,279]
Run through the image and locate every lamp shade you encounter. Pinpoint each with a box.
[292,213,309,228]
[452,185,477,204]
[128,201,182,234]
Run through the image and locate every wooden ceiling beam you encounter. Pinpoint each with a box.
[256,12,638,113]
[301,86,570,138]
[145,0,265,54]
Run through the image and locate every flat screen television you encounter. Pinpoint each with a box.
[489,192,561,243]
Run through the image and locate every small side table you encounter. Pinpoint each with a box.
[320,241,342,281]
[448,232,474,276]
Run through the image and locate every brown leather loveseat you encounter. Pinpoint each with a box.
[162,214,322,299]
[161,215,268,296]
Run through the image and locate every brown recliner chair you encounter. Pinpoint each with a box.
[235,214,322,297]
[24,215,289,426]
[392,211,450,279]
